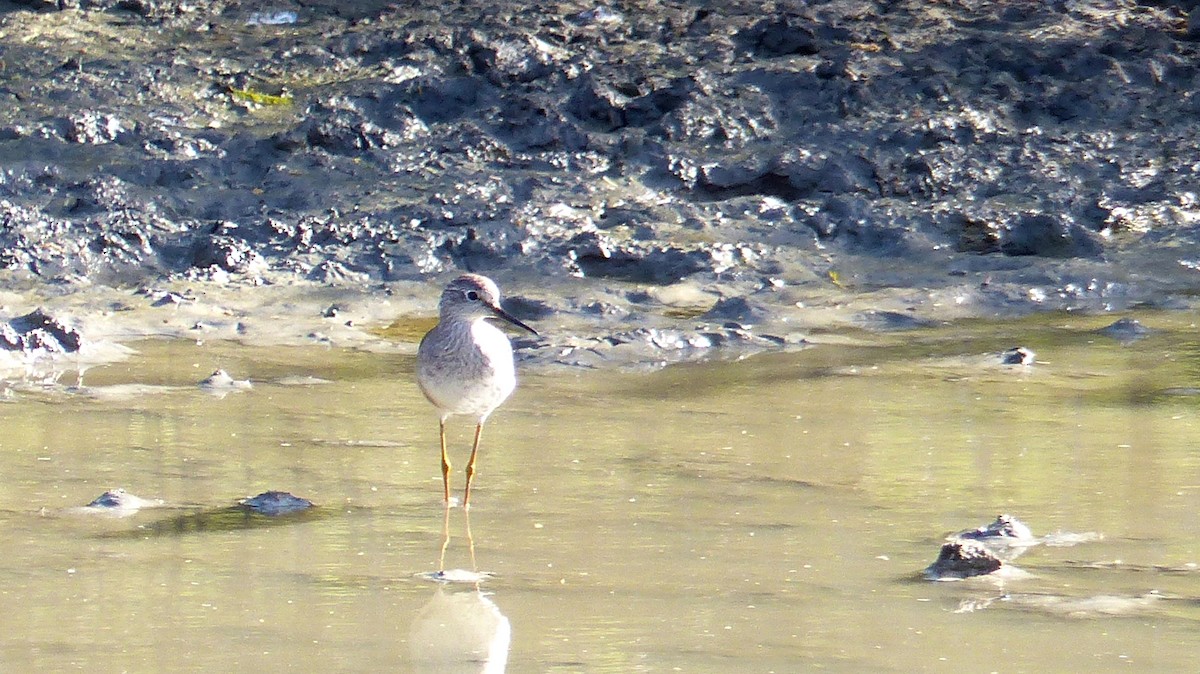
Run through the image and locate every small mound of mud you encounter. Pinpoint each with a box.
[199,368,253,395]
[1097,317,1152,343]
[998,346,1036,366]
[238,490,313,516]
[924,539,1005,581]
[956,513,1036,543]
[0,309,82,354]
[70,488,165,518]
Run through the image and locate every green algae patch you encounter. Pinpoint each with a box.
[228,86,294,107]
[377,315,439,343]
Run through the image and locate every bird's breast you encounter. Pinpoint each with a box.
[416,320,517,419]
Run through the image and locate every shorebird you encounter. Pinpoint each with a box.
[417,274,537,507]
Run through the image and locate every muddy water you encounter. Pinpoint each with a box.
[1,313,1199,672]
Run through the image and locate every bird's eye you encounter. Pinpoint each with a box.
[466,290,480,301]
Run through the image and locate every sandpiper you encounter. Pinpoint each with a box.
[417,274,537,507]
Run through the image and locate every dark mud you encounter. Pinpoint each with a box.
[2,0,1200,366]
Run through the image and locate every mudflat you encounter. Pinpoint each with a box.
[0,1,1197,365]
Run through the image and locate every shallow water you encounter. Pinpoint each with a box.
[1,312,1199,672]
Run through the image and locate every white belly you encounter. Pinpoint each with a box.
[418,320,517,421]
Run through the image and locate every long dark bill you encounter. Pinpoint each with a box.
[490,305,538,336]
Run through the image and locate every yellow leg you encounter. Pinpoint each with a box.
[439,419,451,504]
[463,422,484,508]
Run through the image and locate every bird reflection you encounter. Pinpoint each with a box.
[410,505,511,673]
[440,503,472,573]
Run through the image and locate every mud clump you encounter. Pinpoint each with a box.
[238,491,314,516]
[0,309,83,354]
[925,540,1005,581]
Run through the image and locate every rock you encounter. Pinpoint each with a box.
[1097,317,1151,342]
[198,369,253,394]
[238,491,314,516]
[924,539,1004,580]
[956,514,1035,543]
[0,309,83,354]
[999,347,1035,365]
[83,488,164,512]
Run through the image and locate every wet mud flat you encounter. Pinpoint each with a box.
[1,0,1200,368]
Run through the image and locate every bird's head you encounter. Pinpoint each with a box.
[440,274,538,335]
